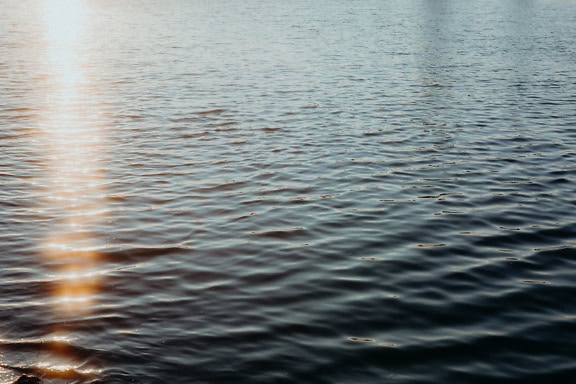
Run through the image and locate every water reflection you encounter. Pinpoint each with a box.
[40,0,107,317]
[29,1,109,378]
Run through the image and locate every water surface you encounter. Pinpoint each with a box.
[1,1,576,383]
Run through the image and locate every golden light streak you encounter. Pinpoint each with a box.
[40,0,107,317]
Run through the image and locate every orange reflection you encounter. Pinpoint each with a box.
[40,0,106,317]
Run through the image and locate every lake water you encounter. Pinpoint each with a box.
[1,0,576,383]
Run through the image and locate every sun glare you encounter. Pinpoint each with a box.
[40,0,108,319]
[43,0,87,86]
[43,0,87,46]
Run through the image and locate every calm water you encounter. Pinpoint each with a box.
[1,0,576,383]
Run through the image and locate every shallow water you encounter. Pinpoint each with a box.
[1,0,576,383]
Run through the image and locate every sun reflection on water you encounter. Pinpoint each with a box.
[30,0,109,376]
[43,0,87,86]
[40,0,107,318]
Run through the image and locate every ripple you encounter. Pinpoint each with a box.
[2,1,576,383]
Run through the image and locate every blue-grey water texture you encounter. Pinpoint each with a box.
[2,1,576,383]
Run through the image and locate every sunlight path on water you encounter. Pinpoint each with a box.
[41,0,101,319]
[27,0,108,379]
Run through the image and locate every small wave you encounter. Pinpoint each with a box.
[0,338,101,383]
[195,109,226,115]
[180,131,209,139]
[100,245,184,264]
[250,227,307,239]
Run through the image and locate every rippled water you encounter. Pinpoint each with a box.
[2,0,576,383]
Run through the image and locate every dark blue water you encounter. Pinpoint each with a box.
[1,0,576,383]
